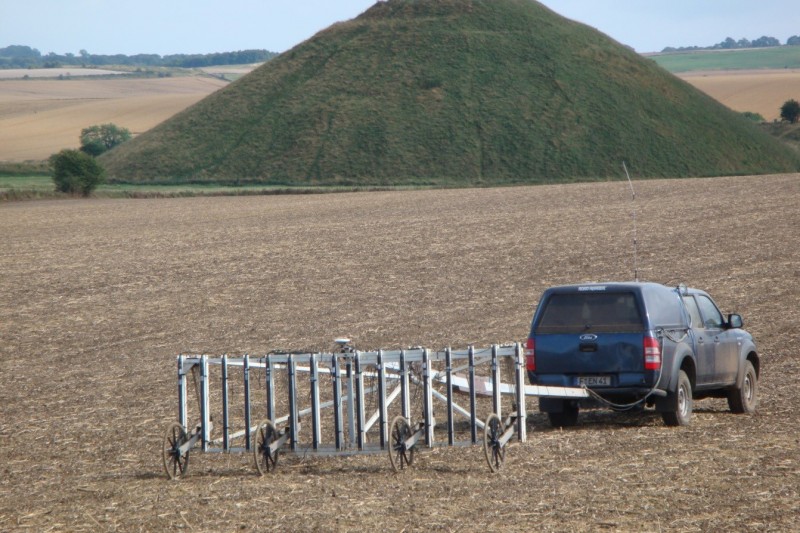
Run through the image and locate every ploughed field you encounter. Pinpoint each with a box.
[1,175,799,531]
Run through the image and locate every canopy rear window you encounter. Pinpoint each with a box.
[535,292,644,334]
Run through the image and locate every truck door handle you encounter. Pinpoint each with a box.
[698,338,704,344]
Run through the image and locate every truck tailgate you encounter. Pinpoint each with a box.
[535,333,645,374]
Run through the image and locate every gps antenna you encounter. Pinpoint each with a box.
[623,161,638,282]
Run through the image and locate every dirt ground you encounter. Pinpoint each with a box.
[1,175,799,532]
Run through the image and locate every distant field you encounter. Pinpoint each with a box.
[650,46,800,72]
[199,63,263,81]
[0,67,127,79]
[677,69,800,121]
[0,76,228,161]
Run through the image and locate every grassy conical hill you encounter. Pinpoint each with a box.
[102,0,800,185]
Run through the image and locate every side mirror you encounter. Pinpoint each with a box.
[728,314,743,329]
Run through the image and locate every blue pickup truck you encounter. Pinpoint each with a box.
[525,282,759,427]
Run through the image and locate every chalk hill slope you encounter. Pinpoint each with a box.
[102,0,800,185]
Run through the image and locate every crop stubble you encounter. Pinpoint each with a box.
[1,175,799,531]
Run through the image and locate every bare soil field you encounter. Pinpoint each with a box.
[0,76,227,161]
[1,175,799,531]
[678,69,800,121]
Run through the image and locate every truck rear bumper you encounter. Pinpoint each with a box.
[528,371,656,391]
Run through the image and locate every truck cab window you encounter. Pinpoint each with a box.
[696,295,724,329]
[682,296,703,328]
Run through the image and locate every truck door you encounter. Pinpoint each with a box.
[695,294,739,384]
[682,296,715,385]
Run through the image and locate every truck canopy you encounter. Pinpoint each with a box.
[534,291,643,334]
[532,282,687,334]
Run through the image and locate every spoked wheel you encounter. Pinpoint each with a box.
[162,422,190,480]
[483,413,506,473]
[254,419,280,476]
[388,416,415,472]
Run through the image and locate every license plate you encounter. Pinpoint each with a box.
[577,376,611,387]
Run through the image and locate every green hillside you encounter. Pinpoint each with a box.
[102,0,800,186]
[761,122,800,151]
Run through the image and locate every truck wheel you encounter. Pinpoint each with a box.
[662,370,692,427]
[547,402,579,428]
[727,361,758,414]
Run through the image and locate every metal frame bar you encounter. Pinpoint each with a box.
[221,355,230,451]
[377,350,388,448]
[288,355,298,451]
[468,345,477,444]
[332,354,344,450]
[265,355,275,422]
[400,350,411,420]
[423,349,434,446]
[491,345,501,418]
[355,354,365,450]
[310,353,320,450]
[178,356,188,430]
[515,343,527,442]
[445,347,454,446]
[200,356,210,452]
[347,358,355,446]
[243,355,252,450]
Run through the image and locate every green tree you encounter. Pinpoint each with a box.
[752,36,779,47]
[50,149,106,196]
[80,123,132,156]
[740,111,765,123]
[780,99,800,123]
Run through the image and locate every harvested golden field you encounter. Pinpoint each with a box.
[678,69,800,121]
[1,175,799,531]
[0,76,227,161]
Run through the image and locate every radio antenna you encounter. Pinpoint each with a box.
[622,161,638,282]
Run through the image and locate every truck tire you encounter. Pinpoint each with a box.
[547,402,579,428]
[727,360,758,414]
[662,370,692,427]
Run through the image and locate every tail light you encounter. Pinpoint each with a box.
[525,338,536,371]
[644,336,662,370]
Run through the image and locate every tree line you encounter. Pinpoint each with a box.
[0,45,277,69]
[662,35,800,53]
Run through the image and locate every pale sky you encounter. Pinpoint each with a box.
[0,0,797,56]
